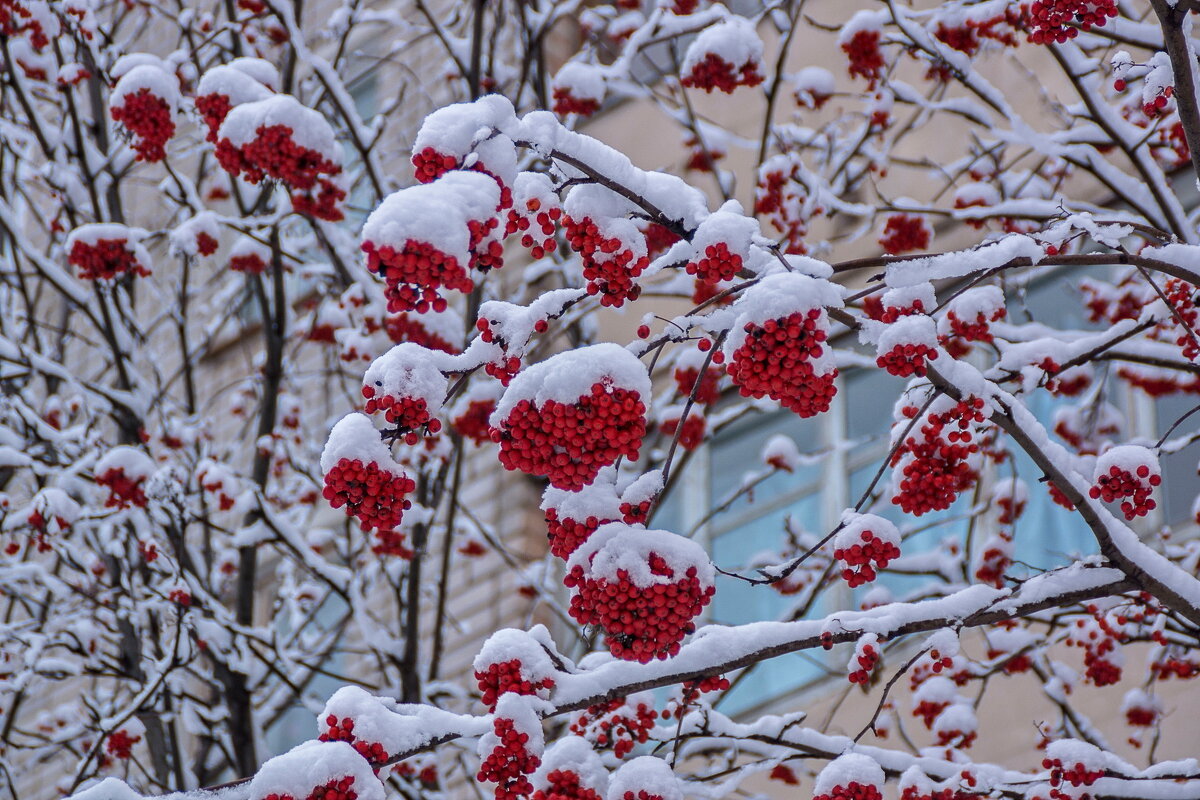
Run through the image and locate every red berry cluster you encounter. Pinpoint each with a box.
[476,718,540,800]
[1089,462,1160,520]
[570,697,658,758]
[70,238,150,280]
[685,241,742,284]
[506,197,561,259]
[292,177,346,222]
[848,640,879,684]
[552,88,601,116]
[815,782,884,800]
[1042,757,1104,793]
[96,466,149,509]
[194,93,233,142]
[361,385,442,445]
[754,164,810,254]
[299,777,358,800]
[545,508,611,560]
[319,714,389,764]
[322,458,415,531]
[1040,359,1091,396]
[371,529,413,558]
[876,341,938,378]
[1068,623,1122,687]
[1027,0,1117,44]
[411,147,459,183]
[890,398,987,515]
[835,530,901,588]
[385,314,459,354]
[106,729,141,759]
[945,306,1005,344]
[168,588,191,606]
[878,214,930,255]
[565,553,714,662]
[661,413,705,451]
[1141,85,1174,118]
[230,251,268,274]
[663,675,730,719]
[1125,702,1158,728]
[486,355,524,386]
[563,216,648,307]
[974,530,1012,588]
[475,658,556,710]
[864,295,928,323]
[492,383,647,491]
[216,124,341,192]
[455,398,497,445]
[681,53,764,93]
[195,231,219,257]
[726,310,838,418]
[770,765,800,785]
[1151,652,1200,679]
[685,143,724,172]
[362,238,471,313]
[533,769,603,800]
[843,29,885,86]
[1160,278,1200,359]
[111,88,174,162]
[643,222,682,259]
[673,366,721,405]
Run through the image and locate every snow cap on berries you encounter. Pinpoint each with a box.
[723,271,844,354]
[248,740,385,800]
[762,434,802,472]
[412,94,519,164]
[492,343,651,424]
[533,736,609,795]
[552,62,607,115]
[95,447,155,485]
[67,224,153,279]
[362,342,450,413]
[607,757,682,800]
[680,16,764,90]
[814,753,884,798]
[169,212,221,258]
[217,94,338,163]
[474,628,559,687]
[568,522,715,589]
[320,413,398,473]
[793,66,835,107]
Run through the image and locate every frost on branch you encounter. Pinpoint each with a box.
[490,343,650,490]
[565,522,715,662]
